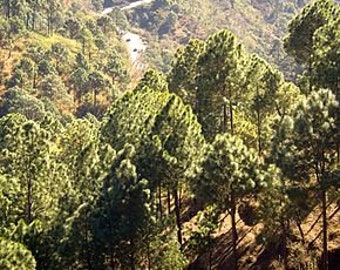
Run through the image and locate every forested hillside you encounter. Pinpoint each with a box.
[0,0,131,119]
[111,0,340,78]
[1,0,340,270]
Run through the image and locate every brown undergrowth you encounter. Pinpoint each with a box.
[184,201,340,270]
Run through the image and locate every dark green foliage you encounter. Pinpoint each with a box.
[101,88,205,248]
[313,17,340,99]
[135,69,168,92]
[101,88,204,189]
[0,89,46,121]
[0,237,36,270]
[1,2,340,269]
[103,50,129,86]
[90,145,153,268]
[196,29,246,140]
[158,11,177,36]
[187,205,219,269]
[273,89,340,270]
[39,74,70,102]
[273,89,339,184]
[193,133,275,269]
[168,39,204,109]
[284,0,339,65]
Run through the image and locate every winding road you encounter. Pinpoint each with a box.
[102,0,154,13]
[102,0,154,69]
[121,0,154,11]
[122,32,147,64]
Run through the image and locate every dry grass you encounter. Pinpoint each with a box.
[184,200,340,269]
[29,32,81,58]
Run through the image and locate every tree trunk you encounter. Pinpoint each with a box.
[256,86,261,155]
[308,57,313,93]
[230,196,238,270]
[82,40,85,55]
[130,254,136,270]
[167,188,171,215]
[7,46,12,59]
[158,182,163,219]
[26,13,30,28]
[321,189,328,270]
[209,244,213,270]
[130,238,136,270]
[229,88,234,135]
[32,11,36,31]
[223,102,227,133]
[257,108,261,155]
[281,220,288,270]
[295,213,305,244]
[88,50,92,62]
[147,230,151,270]
[6,0,10,19]
[74,89,77,104]
[33,71,36,89]
[85,219,93,270]
[47,13,51,36]
[174,186,183,248]
[26,176,32,223]
[93,90,97,108]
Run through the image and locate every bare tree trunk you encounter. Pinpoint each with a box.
[6,0,10,19]
[256,86,261,155]
[230,195,238,270]
[26,13,30,28]
[32,11,36,31]
[281,220,288,270]
[209,244,213,270]
[47,13,51,36]
[157,182,163,219]
[174,186,183,248]
[82,40,85,55]
[321,189,328,270]
[93,90,97,108]
[257,108,261,154]
[26,177,32,223]
[308,58,313,93]
[229,88,234,135]
[33,71,36,89]
[147,230,151,270]
[223,102,227,133]
[295,213,305,244]
[130,238,136,270]
[167,188,171,215]
[85,219,93,270]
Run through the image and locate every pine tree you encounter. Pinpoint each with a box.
[168,38,204,110]
[273,89,340,270]
[0,237,36,270]
[284,0,339,93]
[196,29,246,140]
[194,133,272,270]
[101,88,205,247]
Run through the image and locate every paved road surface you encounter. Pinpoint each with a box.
[121,0,154,11]
[102,0,154,14]
[122,32,146,64]
[102,0,154,69]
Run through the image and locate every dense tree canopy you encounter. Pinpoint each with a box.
[1,1,340,270]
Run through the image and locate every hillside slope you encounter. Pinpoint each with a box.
[0,0,132,119]
[107,0,339,77]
